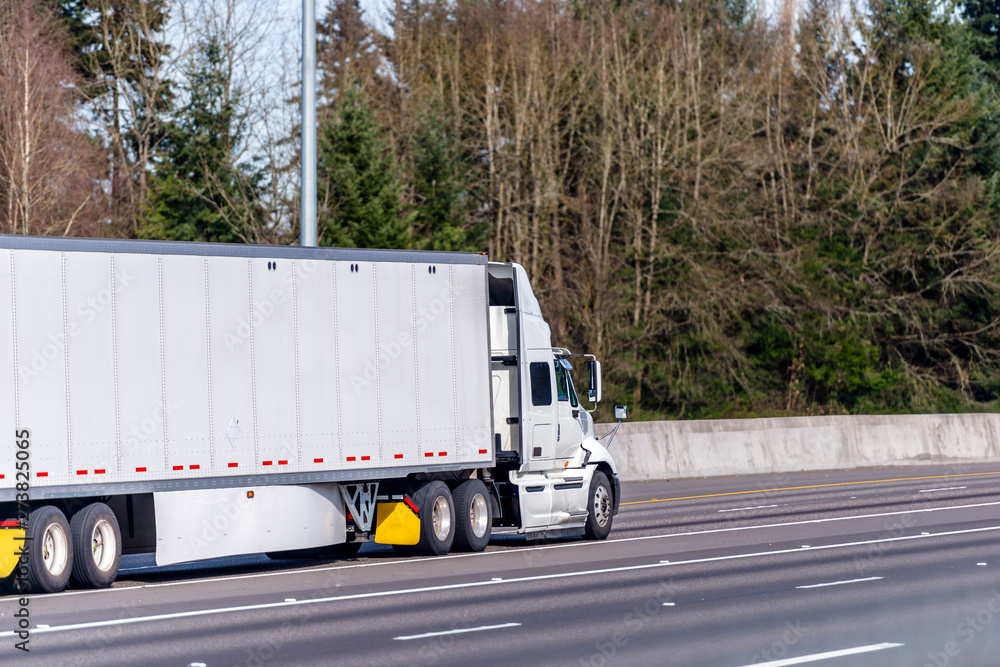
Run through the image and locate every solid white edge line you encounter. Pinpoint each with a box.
[31,499,1000,598]
[735,642,904,666]
[393,622,521,640]
[1,526,998,639]
[918,487,967,493]
[796,576,883,589]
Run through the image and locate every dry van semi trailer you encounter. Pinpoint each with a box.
[0,236,620,594]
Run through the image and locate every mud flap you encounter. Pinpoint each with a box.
[0,522,25,592]
[374,498,421,546]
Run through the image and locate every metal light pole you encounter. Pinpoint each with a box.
[300,0,318,247]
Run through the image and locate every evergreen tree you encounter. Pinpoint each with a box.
[53,0,170,96]
[962,0,1000,181]
[141,35,265,243]
[316,86,408,249]
[964,0,1000,65]
[54,0,174,231]
[409,107,484,251]
[317,0,381,114]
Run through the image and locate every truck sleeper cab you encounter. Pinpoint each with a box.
[487,262,620,540]
[0,237,620,595]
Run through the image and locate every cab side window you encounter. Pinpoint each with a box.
[556,359,579,407]
[567,370,579,408]
[555,363,569,402]
[529,362,552,406]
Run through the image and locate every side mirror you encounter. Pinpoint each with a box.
[615,405,628,420]
[586,360,602,404]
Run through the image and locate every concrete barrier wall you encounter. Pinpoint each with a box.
[598,413,1000,481]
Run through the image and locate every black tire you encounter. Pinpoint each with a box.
[70,503,122,589]
[27,506,73,594]
[452,479,492,552]
[583,471,614,540]
[414,481,455,556]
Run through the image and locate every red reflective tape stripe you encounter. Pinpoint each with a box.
[361,456,371,461]
[228,462,238,468]
[0,520,20,527]
[173,465,183,471]
[424,452,434,457]
[438,452,447,457]
[394,454,403,459]
[346,456,356,462]
[263,461,273,466]
[314,458,323,463]
[190,465,199,470]
[95,469,106,474]
[0,474,4,479]
[77,470,87,475]
[37,472,48,477]
[479,449,488,454]
[278,460,288,465]
[136,467,146,472]
[403,497,420,515]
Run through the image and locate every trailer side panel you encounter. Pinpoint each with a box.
[0,240,492,501]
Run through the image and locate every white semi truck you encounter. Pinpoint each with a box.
[0,236,622,594]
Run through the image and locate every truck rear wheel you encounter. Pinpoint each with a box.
[27,506,73,594]
[414,481,455,556]
[452,479,492,552]
[70,503,121,589]
[584,471,613,540]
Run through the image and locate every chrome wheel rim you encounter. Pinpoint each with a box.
[432,496,452,542]
[470,493,489,539]
[42,523,69,577]
[91,519,116,572]
[593,484,611,527]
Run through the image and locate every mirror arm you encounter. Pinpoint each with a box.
[597,419,624,447]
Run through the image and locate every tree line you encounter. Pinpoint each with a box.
[2,0,1000,420]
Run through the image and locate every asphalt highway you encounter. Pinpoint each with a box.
[3,462,1000,666]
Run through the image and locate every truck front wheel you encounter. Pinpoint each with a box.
[415,481,455,556]
[27,506,74,594]
[584,471,614,540]
[452,479,492,552]
[70,503,122,589]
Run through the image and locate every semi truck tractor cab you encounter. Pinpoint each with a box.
[487,262,621,540]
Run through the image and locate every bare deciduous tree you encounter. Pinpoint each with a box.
[0,0,101,236]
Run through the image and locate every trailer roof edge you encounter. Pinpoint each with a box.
[0,235,488,265]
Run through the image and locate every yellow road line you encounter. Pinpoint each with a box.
[621,470,1000,506]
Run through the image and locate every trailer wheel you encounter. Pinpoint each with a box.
[27,506,74,594]
[414,481,455,556]
[452,479,492,552]
[70,503,121,589]
[584,471,614,540]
